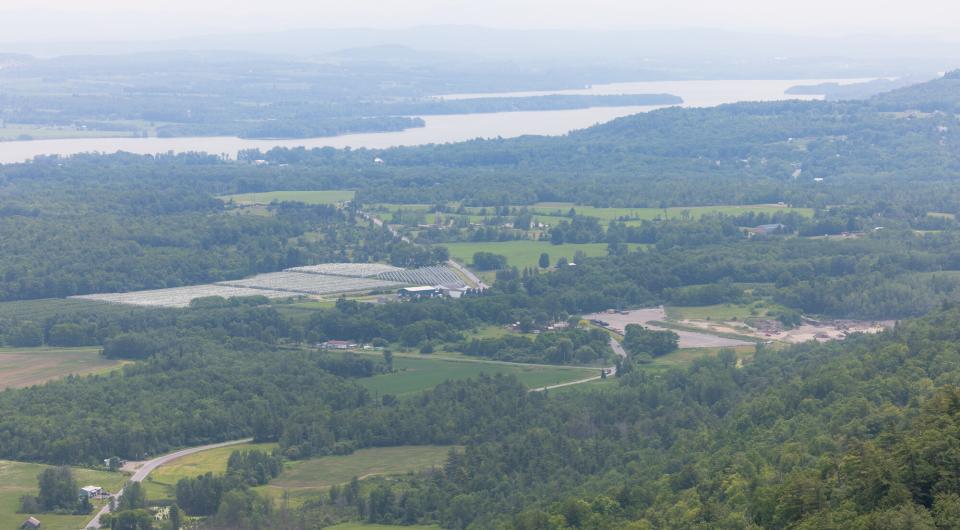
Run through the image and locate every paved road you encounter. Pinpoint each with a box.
[85,438,252,528]
[446,259,488,289]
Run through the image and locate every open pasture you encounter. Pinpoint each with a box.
[267,445,453,492]
[443,240,619,269]
[665,302,783,322]
[358,355,595,396]
[143,442,277,501]
[219,190,356,205]
[327,523,440,530]
[0,347,122,389]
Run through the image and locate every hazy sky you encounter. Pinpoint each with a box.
[2,0,958,42]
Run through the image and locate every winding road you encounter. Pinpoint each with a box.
[85,438,252,528]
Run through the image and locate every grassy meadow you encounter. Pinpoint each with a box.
[665,301,785,322]
[443,240,623,269]
[220,190,356,206]
[143,442,277,501]
[0,460,126,530]
[144,442,453,508]
[647,345,758,370]
[325,524,441,530]
[358,355,596,396]
[0,347,123,390]
[269,445,452,491]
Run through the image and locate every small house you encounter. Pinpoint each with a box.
[21,517,41,529]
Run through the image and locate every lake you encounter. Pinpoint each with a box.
[0,78,868,164]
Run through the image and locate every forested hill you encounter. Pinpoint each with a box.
[243,81,960,210]
[871,69,960,112]
[337,305,960,528]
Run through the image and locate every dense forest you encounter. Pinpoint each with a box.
[283,305,960,529]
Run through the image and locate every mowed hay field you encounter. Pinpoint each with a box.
[665,302,785,322]
[143,442,277,501]
[325,524,441,530]
[267,445,453,491]
[0,460,126,530]
[443,240,623,269]
[358,355,596,396]
[220,190,356,205]
[0,347,122,389]
[529,202,814,222]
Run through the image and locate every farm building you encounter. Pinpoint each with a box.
[399,286,443,299]
[320,340,357,350]
[20,517,41,529]
[79,485,103,499]
[746,223,784,236]
[439,284,469,299]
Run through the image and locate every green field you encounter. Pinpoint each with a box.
[220,190,356,206]
[268,445,453,492]
[649,345,757,369]
[665,302,783,322]
[0,347,123,390]
[0,460,126,530]
[143,442,277,500]
[443,240,626,269]
[529,202,813,222]
[326,524,441,530]
[0,297,138,320]
[359,355,595,396]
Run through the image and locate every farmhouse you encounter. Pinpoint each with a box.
[320,340,357,350]
[79,485,103,499]
[20,517,41,529]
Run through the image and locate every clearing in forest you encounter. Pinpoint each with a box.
[143,442,278,501]
[267,445,454,491]
[219,190,356,206]
[443,240,621,269]
[0,347,122,389]
[358,355,596,396]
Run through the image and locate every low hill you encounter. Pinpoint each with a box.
[871,69,960,112]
